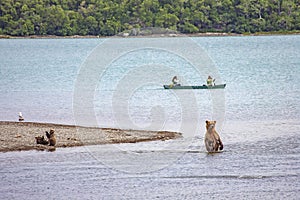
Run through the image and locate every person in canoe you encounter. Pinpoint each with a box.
[172,76,180,86]
[207,75,215,86]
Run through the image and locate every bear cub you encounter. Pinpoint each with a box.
[46,129,56,146]
[35,135,49,145]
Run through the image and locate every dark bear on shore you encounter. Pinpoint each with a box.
[204,120,223,152]
[35,135,49,145]
[46,129,56,146]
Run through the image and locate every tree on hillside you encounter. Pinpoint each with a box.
[0,0,299,36]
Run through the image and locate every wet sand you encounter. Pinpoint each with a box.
[0,121,182,152]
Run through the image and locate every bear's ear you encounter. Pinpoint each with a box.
[214,120,216,124]
[206,120,209,124]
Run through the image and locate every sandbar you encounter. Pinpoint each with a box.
[0,121,182,152]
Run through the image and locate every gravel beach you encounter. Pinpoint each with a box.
[0,121,182,152]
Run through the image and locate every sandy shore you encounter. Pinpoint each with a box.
[0,121,182,152]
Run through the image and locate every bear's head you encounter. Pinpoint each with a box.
[35,136,43,141]
[49,129,55,135]
[206,120,216,130]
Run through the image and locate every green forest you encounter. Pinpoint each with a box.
[0,0,299,36]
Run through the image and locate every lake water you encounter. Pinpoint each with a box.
[0,35,299,199]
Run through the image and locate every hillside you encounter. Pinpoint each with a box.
[0,0,299,36]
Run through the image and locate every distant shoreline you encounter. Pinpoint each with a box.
[1,31,300,39]
[0,121,182,153]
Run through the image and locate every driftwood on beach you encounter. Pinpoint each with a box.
[0,121,182,152]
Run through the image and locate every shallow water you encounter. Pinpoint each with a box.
[0,36,300,199]
[0,133,299,199]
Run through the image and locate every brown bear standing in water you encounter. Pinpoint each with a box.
[46,129,56,146]
[204,120,223,152]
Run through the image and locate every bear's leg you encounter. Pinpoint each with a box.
[217,139,223,150]
[205,139,215,152]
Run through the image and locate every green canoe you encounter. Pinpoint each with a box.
[163,84,226,89]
